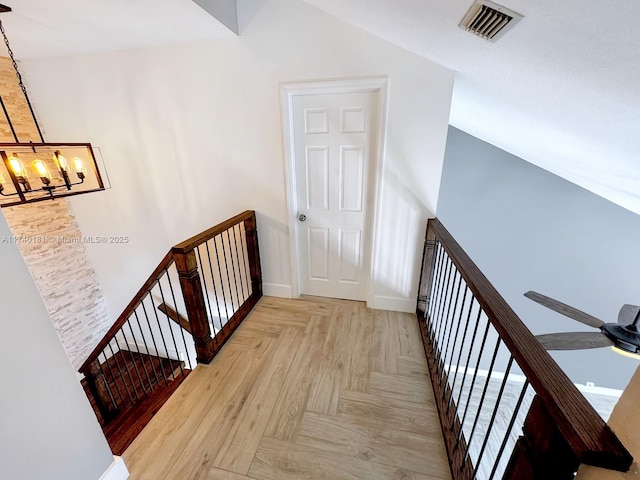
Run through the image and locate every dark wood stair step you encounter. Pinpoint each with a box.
[103,370,190,455]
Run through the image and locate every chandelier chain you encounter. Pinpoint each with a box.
[0,18,45,142]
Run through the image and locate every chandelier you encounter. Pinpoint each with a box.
[0,5,105,208]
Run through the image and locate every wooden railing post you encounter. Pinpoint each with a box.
[81,359,119,424]
[417,220,437,317]
[244,212,263,300]
[173,248,216,364]
[503,396,579,479]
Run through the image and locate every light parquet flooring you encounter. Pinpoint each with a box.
[123,296,451,480]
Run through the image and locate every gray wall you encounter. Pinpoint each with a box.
[0,212,114,479]
[437,127,640,390]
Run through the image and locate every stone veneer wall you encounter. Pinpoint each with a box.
[2,202,112,368]
[0,55,112,369]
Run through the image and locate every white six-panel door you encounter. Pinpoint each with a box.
[292,91,377,301]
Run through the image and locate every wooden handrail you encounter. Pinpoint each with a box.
[79,210,263,450]
[172,210,255,253]
[80,210,260,373]
[158,303,191,334]
[79,251,175,373]
[427,218,632,471]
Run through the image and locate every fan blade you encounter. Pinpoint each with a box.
[618,304,640,325]
[524,291,605,328]
[535,332,613,350]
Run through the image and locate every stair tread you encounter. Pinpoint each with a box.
[81,350,190,455]
[104,371,190,455]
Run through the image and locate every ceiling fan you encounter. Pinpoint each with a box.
[524,291,640,357]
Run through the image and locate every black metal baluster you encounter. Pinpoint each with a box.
[219,232,237,314]
[426,243,444,331]
[441,285,470,395]
[213,235,232,325]
[231,224,248,302]
[238,223,251,297]
[225,230,242,313]
[99,351,125,409]
[206,239,226,332]
[107,342,136,404]
[438,274,464,380]
[114,341,141,402]
[435,268,460,378]
[427,244,446,347]
[488,380,530,480]
[430,252,450,343]
[469,356,515,476]
[196,246,214,323]
[147,294,177,380]
[448,298,480,414]
[119,321,148,396]
[126,318,154,393]
[427,245,445,340]
[433,257,454,347]
[456,316,490,436]
[140,300,169,386]
[459,336,502,457]
[157,275,185,377]
[133,310,162,388]
[166,266,194,369]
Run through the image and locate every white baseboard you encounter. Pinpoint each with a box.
[263,283,293,298]
[371,295,415,313]
[99,456,129,480]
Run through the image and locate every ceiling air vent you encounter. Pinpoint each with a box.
[460,1,523,42]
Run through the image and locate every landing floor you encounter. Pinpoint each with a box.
[123,296,451,480]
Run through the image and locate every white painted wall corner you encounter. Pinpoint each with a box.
[99,456,129,480]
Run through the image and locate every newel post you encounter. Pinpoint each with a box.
[244,212,263,301]
[417,219,438,317]
[81,359,119,424]
[503,396,580,479]
[172,247,216,364]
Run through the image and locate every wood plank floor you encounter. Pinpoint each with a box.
[123,296,451,480]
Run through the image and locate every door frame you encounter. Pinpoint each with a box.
[280,77,389,305]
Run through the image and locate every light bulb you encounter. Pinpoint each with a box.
[32,159,51,180]
[611,346,640,360]
[54,151,68,172]
[32,159,52,187]
[8,156,27,178]
[72,157,84,173]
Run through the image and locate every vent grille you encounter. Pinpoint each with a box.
[460,1,522,42]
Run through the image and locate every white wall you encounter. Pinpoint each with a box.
[0,212,116,479]
[21,0,453,315]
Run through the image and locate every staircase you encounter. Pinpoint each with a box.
[79,211,262,454]
[82,350,190,454]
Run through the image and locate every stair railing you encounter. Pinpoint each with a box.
[79,210,262,432]
[417,218,632,479]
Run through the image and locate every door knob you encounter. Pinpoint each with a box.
[298,214,307,222]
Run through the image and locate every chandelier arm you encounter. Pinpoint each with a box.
[0,95,18,142]
[47,177,85,191]
[0,19,45,143]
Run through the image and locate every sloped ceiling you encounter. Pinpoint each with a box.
[300,0,640,215]
[0,0,236,58]
[0,0,638,215]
